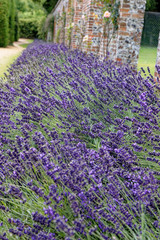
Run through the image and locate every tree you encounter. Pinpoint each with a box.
[15,0,28,12]
[32,0,44,2]
[43,0,58,14]
[146,0,157,11]
[0,0,9,47]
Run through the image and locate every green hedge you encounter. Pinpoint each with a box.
[9,0,16,44]
[14,13,19,41]
[0,0,9,47]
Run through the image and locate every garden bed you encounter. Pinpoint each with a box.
[0,41,160,239]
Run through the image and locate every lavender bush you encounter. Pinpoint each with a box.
[0,41,160,239]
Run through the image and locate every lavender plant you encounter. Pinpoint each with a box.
[0,41,160,239]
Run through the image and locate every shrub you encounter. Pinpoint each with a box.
[0,42,160,239]
[37,15,47,40]
[19,15,47,39]
[19,16,47,40]
[19,18,39,38]
[0,0,9,47]
[17,0,47,39]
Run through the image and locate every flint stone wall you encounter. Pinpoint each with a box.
[53,0,146,69]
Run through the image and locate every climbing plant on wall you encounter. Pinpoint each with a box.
[62,11,66,44]
[75,14,89,49]
[103,0,120,56]
[66,7,74,48]
[92,0,120,57]
[55,12,66,43]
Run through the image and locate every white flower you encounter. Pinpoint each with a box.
[82,14,85,19]
[103,11,111,18]
[83,35,89,42]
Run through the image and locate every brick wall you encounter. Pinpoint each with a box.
[53,0,146,69]
[116,0,146,68]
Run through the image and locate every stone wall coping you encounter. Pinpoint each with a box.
[52,0,62,16]
[52,0,66,16]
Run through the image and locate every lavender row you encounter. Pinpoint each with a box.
[0,41,160,239]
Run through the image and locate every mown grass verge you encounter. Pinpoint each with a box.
[0,52,22,78]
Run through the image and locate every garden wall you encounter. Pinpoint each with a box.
[53,0,146,69]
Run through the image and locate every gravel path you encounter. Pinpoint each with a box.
[0,39,31,78]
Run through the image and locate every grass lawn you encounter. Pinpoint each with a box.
[20,39,33,48]
[0,52,22,79]
[138,46,157,76]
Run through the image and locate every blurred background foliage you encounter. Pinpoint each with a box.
[15,0,59,39]
[146,0,160,12]
[0,0,9,47]
[0,0,19,47]
[15,0,47,39]
[0,0,59,45]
